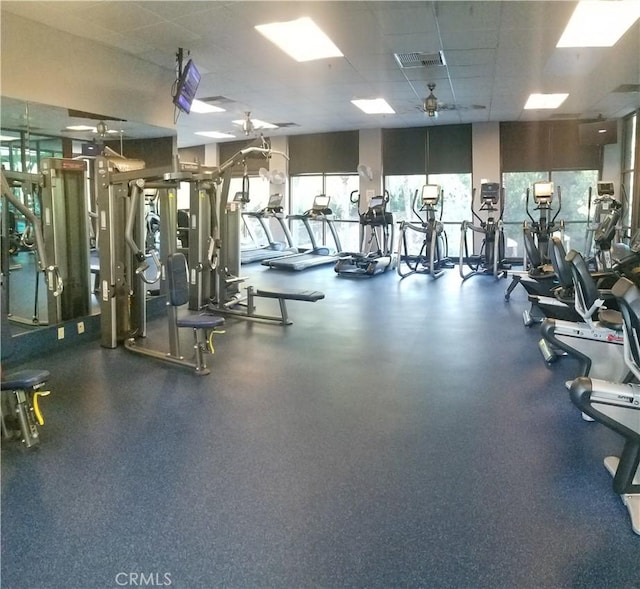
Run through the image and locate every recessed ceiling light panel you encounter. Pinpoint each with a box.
[195,131,236,139]
[557,0,640,47]
[524,93,569,109]
[255,17,343,62]
[351,99,396,114]
[66,125,96,131]
[190,99,226,114]
[232,118,278,130]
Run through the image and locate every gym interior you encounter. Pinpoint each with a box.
[1,2,640,588]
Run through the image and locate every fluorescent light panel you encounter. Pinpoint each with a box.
[232,118,278,130]
[351,99,395,114]
[190,99,225,114]
[0,135,19,141]
[66,125,96,131]
[255,17,343,62]
[524,93,569,109]
[195,131,236,139]
[557,1,640,47]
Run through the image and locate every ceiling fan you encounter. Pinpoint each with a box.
[232,111,279,137]
[419,83,486,118]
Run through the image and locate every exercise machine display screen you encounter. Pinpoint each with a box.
[267,193,283,208]
[480,182,500,204]
[312,195,331,210]
[533,181,553,204]
[422,184,440,205]
[597,181,614,196]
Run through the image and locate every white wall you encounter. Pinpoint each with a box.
[1,12,176,131]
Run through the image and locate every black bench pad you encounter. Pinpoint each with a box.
[176,314,226,329]
[2,369,50,390]
[255,289,325,302]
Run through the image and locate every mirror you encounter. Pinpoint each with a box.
[1,97,176,336]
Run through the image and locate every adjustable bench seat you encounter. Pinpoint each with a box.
[254,289,324,303]
[176,314,226,330]
[2,369,50,390]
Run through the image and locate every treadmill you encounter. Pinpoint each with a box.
[262,194,343,271]
[241,193,297,264]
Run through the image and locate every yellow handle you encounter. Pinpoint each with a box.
[207,329,226,354]
[33,390,51,426]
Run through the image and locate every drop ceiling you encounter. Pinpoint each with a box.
[1,1,639,148]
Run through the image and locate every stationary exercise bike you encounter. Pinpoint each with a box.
[538,249,627,383]
[569,275,640,536]
[459,182,510,280]
[396,184,453,279]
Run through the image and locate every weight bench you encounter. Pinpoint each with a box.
[1,369,51,448]
[246,287,325,325]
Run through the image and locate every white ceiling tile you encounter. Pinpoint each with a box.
[1,0,638,146]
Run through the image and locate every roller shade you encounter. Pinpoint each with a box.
[382,128,426,175]
[501,121,600,172]
[426,124,472,174]
[289,131,359,174]
[383,125,472,175]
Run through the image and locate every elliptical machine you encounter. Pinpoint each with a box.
[525,181,563,263]
[504,181,564,307]
[584,181,628,272]
[334,190,394,277]
[396,184,453,279]
[459,182,509,280]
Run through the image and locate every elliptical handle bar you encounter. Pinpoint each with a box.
[525,187,535,224]
[551,186,562,227]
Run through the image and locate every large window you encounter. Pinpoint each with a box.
[500,120,602,260]
[384,173,471,257]
[289,173,358,251]
[502,170,598,259]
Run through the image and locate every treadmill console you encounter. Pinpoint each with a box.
[597,181,615,197]
[421,184,440,206]
[480,182,500,205]
[266,193,284,210]
[533,181,554,206]
[312,194,331,211]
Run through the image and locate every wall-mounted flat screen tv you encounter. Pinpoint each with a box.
[173,59,201,114]
[579,119,618,145]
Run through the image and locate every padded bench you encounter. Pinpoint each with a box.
[247,288,325,325]
[254,289,324,302]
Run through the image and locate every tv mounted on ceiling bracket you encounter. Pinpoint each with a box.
[173,50,201,115]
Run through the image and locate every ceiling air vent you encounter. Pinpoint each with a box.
[272,122,299,128]
[393,51,446,69]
